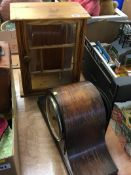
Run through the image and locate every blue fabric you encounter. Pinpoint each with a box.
[114,0,124,10]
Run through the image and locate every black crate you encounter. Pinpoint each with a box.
[83,38,131,123]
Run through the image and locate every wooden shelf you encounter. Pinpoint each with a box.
[31,70,73,90]
[29,43,75,50]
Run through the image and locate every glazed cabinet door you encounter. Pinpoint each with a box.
[23,21,77,92]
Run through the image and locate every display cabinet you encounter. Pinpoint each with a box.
[10,2,90,96]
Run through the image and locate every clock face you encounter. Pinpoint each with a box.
[46,96,62,141]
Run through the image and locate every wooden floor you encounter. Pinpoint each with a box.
[13,67,131,175]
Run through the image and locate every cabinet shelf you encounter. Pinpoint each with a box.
[29,43,75,50]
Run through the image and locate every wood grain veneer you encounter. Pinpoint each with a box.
[44,81,118,175]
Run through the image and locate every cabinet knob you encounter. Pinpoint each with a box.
[24,56,30,62]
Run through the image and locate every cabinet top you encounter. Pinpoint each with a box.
[10,2,90,21]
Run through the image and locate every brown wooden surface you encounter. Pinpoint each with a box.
[12,72,21,175]
[15,21,32,95]
[0,41,11,112]
[31,71,73,90]
[0,62,20,175]
[10,2,90,21]
[12,63,131,175]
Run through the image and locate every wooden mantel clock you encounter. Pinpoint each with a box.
[10,2,90,96]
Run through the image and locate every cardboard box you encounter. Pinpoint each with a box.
[83,39,131,127]
[0,72,20,175]
[83,39,131,104]
[85,8,128,43]
[111,102,131,156]
[0,119,20,175]
[122,0,131,20]
[0,30,18,54]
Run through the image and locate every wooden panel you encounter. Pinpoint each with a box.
[12,70,21,175]
[31,71,73,90]
[15,21,32,95]
[10,2,90,21]
[73,19,87,81]
[0,41,11,113]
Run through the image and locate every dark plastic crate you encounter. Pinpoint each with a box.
[83,38,131,123]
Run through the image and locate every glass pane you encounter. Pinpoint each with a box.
[26,23,76,47]
[25,22,77,90]
[30,47,74,90]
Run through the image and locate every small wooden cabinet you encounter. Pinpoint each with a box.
[10,2,90,96]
